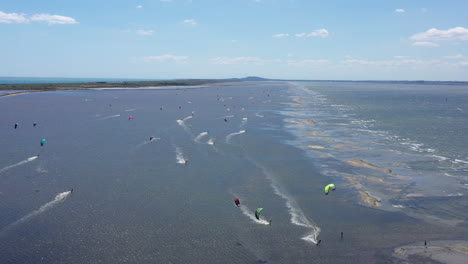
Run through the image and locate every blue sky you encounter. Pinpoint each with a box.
[1,0,468,80]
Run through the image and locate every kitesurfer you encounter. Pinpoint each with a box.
[425,241,427,248]
[184,159,188,165]
[269,219,272,225]
[316,240,322,246]
[324,184,336,195]
[150,136,154,141]
[70,188,74,193]
[14,123,18,129]
[33,122,37,127]
[40,139,46,147]
[341,232,343,240]
[234,198,240,207]
[160,107,163,110]
[224,118,228,122]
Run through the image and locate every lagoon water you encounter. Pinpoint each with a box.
[0,81,467,263]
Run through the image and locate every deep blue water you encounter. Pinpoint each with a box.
[0,82,466,263]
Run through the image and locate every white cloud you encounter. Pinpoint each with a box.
[341,59,441,67]
[456,61,468,67]
[160,0,173,2]
[136,30,155,36]
[444,54,464,59]
[30,14,78,24]
[395,9,405,13]
[136,5,143,9]
[183,19,197,25]
[287,59,329,67]
[0,11,28,24]
[421,8,428,13]
[394,56,410,59]
[412,41,440,47]
[273,33,289,38]
[209,57,268,65]
[143,55,188,63]
[411,27,468,41]
[295,29,329,38]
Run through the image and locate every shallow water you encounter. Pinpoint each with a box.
[0,82,466,263]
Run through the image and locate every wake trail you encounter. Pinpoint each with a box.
[217,115,234,119]
[36,160,48,174]
[207,138,215,145]
[176,116,193,131]
[182,115,193,122]
[226,130,246,144]
[239,205,270,225]
[258,164,320,244]
[194,132,208,143]
[1,191,71,235]
[241,117,248,126]
[0,156,38,175]
[175,147,186,164]
[99,114,120,120]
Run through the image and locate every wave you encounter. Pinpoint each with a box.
[175,147,186,164]
[99,114,120,120]
[124,108,136,112]
[0,156,38,175]
[194,132,209,143]
[226,130,246,144]
[1,191,71,234]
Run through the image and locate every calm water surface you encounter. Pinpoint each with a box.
[0,82,466,263]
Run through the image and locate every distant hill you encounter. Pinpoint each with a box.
[222,76,273,82]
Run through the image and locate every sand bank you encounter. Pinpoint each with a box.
[394,240,468,264]
[345,159,393,174]
[359,191,381,207]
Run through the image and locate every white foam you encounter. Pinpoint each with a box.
[182,115,193,122]
[194,132,209,143]
[218,115,234,119]
[226,130,246,144]
[258,164,320,244]
[207,138,215,145]
[392,205,405,208]
[452,159,468,165]
[0,156,38,175]
[124,108,136,112]
[432,155,449,161]
[241,117,248,126]
[36,160,48,174]
[1,191,71,234]
[255,113,264,118]
[175,147,186,164]
[239,205,269,225]
[99,114,120,120]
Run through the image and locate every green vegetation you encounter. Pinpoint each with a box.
[0,79,220,91]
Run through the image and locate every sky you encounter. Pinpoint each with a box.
[1,0,468,81]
